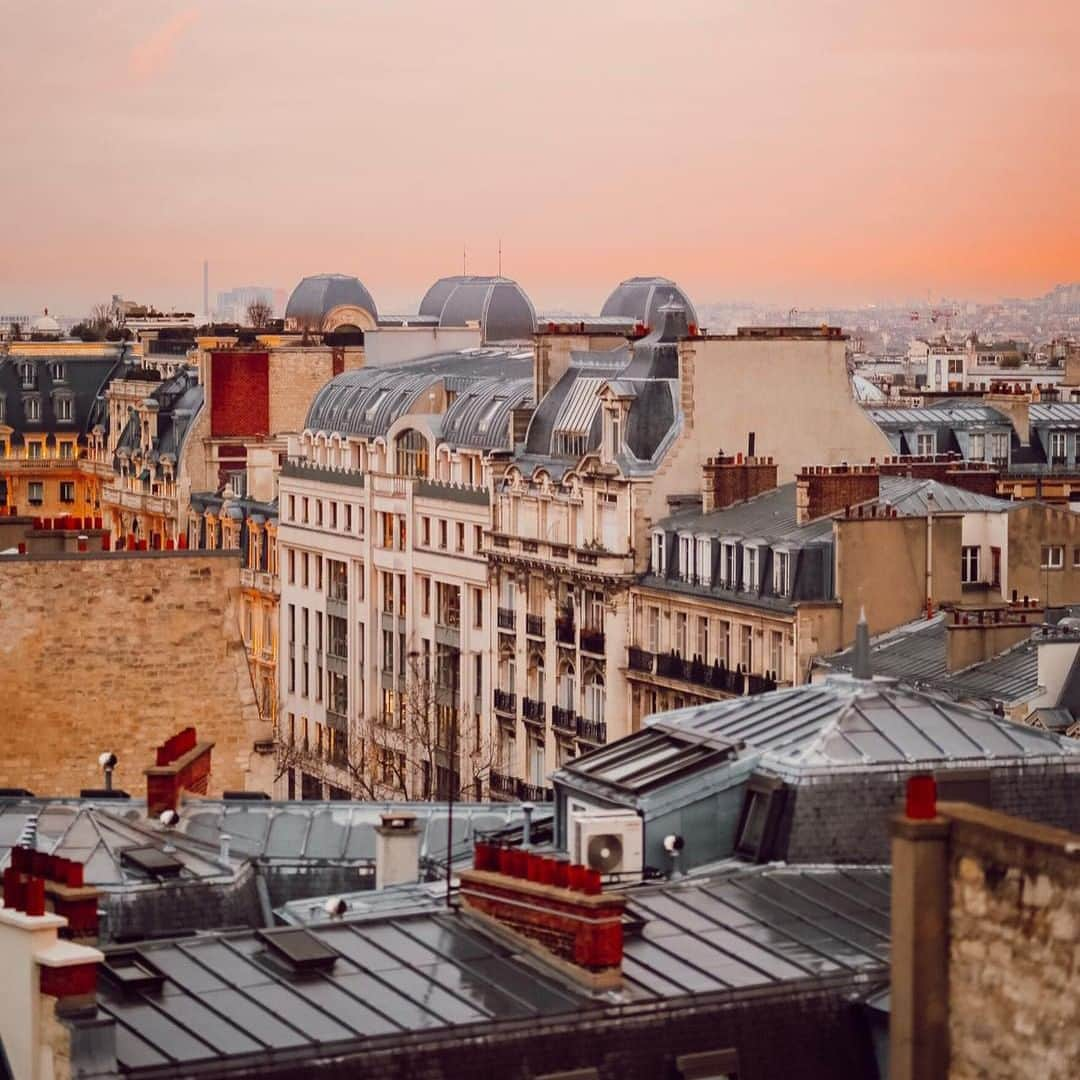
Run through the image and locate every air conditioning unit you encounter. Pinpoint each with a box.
[571,809,644,883]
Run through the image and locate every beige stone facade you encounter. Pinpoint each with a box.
[0,551,266,796]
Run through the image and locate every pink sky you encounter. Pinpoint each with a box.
[1,0,1077,316]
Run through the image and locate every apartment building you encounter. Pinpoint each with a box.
[0,340,127,521]
[627,458,1080,723]
[276,348,533,800]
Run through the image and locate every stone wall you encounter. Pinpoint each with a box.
[0,551,265,797]
[944,804,1080,1079]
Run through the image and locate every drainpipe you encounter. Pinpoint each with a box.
[925,491,935,618]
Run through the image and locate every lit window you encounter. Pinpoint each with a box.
[395,429,429,478]
[1042,545,1064,570]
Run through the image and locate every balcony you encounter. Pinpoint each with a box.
[101,484,176,519]
[525,613,545,638]
[518,781,554,803]
[576,716,607,744]
[522,697,546,724]
[488,769,518,800]
[4,457,77,471]
[580,628,605,655]
[493,689,516,715]
[240,567,279,594]
[640,650,778,697]
[555,617,575,645]
[498,607,516,631]
[551,705,576,734]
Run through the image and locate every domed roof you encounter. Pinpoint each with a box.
[600,276,698,329]
[418,275,535,343]
[285,274,378,330]
[31,309,61,335]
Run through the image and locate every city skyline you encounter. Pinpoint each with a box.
[2,0,1077,314]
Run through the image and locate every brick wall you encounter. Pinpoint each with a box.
[0,551,263,796]
[210,351,270,436]
[783,764,1080,864]
[944,804,1080,1078]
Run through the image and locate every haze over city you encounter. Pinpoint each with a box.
[2,0,1078,316]
[3,5,1080,1079]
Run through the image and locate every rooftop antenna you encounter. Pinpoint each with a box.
[463,245,467,276]
[853,608,873,680]
[498,237,502,277]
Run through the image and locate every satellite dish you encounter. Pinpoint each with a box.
[586,833,623,874]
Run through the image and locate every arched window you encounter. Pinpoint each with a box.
[558,661,576,710]
[395,429,429,478]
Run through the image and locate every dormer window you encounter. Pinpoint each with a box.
[51,362,66,383]
[721,541,738,587]
[18,362,35,389]
[678,533,694,582]
[773,549,791,595]
[696,537,712,586]
[969,432,985,461]
[0,397,5,424]
[915,431,936,456]
[651,530,666,576]
[991,432,1009,464]
[1049,431,1068,464]
[55,396,73,423]
[25,396,41,422]
[743,546,759,592]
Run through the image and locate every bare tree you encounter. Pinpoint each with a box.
[88,301,122,338]
[246,298,273,328]
[274,650,499,801]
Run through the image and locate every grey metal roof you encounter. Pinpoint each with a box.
[647,675,1080,776]
[600,276,699,328]
[304,349,531,440]
[94,863,889,1074]
[820,614,1058,708]
[0,799,243,888]
[417,276,536,342]
[440,375,533,450]
[867,404,1007,427]
[1031,402,1080,424]
[0,799,547,885]
[285,274,378,324]
[115,367,203,473]
[656,482,834,545]
[876,476,1017,515]
[621,865,890,996]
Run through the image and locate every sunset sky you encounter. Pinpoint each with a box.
[1,0,1077,316]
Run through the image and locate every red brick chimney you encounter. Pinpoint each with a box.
[701,453,778,512]
[462,844,625,990]
[877,454,1001,497]
[4,848,100,943]
[795,463,880,524]
[145,727,214,816]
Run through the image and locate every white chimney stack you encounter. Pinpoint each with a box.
[374,812,421,890]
